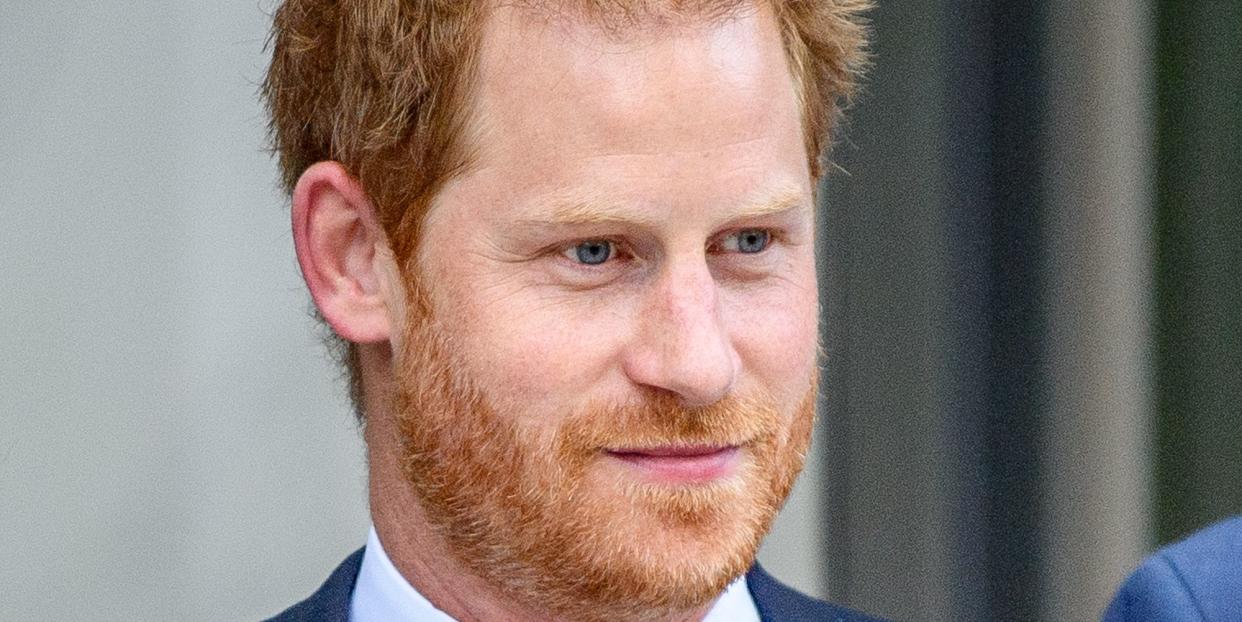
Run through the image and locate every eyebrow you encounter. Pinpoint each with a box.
[731,189,807,219]
[515,186,808,228]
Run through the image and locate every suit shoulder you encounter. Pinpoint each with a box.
[1103,551,1203,622]
[1104,515,1242,622]
[746,564,890,622]
[263,548,365,622]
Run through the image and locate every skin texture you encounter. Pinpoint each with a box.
[292,4,819,622]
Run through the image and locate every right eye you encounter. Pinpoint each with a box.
[564,240,614,265]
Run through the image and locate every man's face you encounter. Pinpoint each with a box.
[391,4,818,619]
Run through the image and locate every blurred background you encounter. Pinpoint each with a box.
[1,2,1238,621]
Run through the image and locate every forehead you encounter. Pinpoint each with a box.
[455,2,809,210]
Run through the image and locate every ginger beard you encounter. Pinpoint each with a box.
[393,292,816,621]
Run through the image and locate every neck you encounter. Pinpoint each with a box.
[366,418,533,620]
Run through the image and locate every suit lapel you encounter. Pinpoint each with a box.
[263,547,364,622]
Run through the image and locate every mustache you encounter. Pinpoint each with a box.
[556,391,781,453]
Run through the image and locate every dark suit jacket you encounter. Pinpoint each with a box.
[1103,515,1242,622]
[265,548,888,621]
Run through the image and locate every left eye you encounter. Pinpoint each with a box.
[721,229,771,254]
[565,240,614,265]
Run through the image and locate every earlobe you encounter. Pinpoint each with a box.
[292,161,394,344]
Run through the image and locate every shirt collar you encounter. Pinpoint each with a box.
[349,526,762,622]
[350,527,457,622]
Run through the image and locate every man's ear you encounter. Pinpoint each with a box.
[291,161,393,344]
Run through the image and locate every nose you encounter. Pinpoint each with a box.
[622,257,738,407]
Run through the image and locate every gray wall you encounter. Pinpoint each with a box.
[1042,3,1152,619]
[2,4,367,620]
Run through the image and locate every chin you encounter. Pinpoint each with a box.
[558,453,787,606]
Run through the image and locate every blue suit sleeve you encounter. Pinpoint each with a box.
[1103,554,1205,622]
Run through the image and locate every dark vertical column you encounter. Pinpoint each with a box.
[1154,1,1242,544]
[938,3,994,616]
[818,1,1052,620]
[945,4,1050,620]
[938,4,995,618]
[818,0,953,617]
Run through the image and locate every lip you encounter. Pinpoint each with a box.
[605,445,741,484]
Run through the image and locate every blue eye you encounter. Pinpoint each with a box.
[571,240,613,265]
[723,229,771,254]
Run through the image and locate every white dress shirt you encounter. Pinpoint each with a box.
[349,526,762,622]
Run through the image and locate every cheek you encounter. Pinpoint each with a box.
[417,220,632,418]
[722,267,818,397]
[450,288,637,417]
